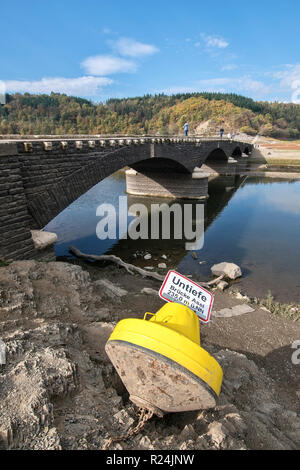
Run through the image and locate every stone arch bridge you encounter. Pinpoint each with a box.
[0,136,252,259]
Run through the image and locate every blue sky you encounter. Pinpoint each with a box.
[2,0,300,103]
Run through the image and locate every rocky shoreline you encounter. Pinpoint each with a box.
[0,258,299,450]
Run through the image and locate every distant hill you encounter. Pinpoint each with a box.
[1,92,300,138]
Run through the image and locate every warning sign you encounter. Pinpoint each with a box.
[159,270,214,323]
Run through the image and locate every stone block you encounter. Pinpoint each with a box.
[31,230,58,250]
[211,262,242,280]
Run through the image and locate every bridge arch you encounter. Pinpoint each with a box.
[26,147,192,228]
[231,146,242,158]
[131,157,190,174]
[204,148,228,163]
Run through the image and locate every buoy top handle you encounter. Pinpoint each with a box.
[144,302,201,346]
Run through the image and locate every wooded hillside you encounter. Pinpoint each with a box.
[1,92,300,138]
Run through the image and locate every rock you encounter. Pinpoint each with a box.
[207,422,227,446]
[256,402,282,415]
[235,292,250,302]
[141,288,158,296]
[82,322,114,363]
[179,424,197,442]
[158,263,167,269]
[84,307,111,321]
[93,279,127,298]
[113,443,123,450]
[259,305,271,313]
[144,266,154,270]
[211,262,242,280]
[179,440,195,450]
[144,254,152,260]
[0,346,78,449]
[214,304,255,318]
[113,409,134,431]
[161,255,167,260]
[0,339,6,364]
[138,436,153,449]
[31,230,57,250]
[217,281,229,291]
[223,413,248,435]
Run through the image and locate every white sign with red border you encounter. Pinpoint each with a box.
[159,270,214,323]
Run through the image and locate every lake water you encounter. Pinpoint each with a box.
[45,171,300,303]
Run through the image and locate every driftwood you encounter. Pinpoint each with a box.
[69,246,225,287]
[204,274,225,286]
[69,246,165,281]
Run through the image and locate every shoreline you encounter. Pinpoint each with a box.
[0,257,299,450]
[70,256,300,321]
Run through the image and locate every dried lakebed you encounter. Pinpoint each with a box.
[0,260,299,450]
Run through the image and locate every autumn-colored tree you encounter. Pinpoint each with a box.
[0,92,300,138]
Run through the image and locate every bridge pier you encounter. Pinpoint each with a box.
[125,168,209,200]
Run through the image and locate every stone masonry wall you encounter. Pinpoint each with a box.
[0,145,35,259]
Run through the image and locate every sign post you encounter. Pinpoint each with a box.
[159,270,214,323]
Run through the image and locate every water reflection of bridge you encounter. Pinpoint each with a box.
[106,173,247,267]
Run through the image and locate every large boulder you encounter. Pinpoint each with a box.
[31,230,57,250]
[211,262,242,280]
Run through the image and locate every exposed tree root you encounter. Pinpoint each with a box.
[69,245,165,281]
[69,246,224,288]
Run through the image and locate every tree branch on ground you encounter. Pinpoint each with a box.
[69,246,224,287]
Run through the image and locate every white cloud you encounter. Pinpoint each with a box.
[81,55,137,75]
[263,185,300,215]
[273,64,300,87]
[221,64,238,71]
[195,77,269,95]
[0,81,5,104]
[201,34,229,49]
[112,37,159,57]
[4,76,113,96]
[272,64,300,103]
[160,76,269,98]
[239,78,270,94]
[160,86,199,94]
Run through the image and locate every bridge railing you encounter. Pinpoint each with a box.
[0,134,247,143]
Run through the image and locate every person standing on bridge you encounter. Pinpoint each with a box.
[220,128,224,139]
[184,122,189,136]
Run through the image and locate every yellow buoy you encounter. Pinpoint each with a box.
[105,302,223,416]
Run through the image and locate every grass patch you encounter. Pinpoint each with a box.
[0,256,13,267]
[266,158,300,166]
[265,139,300,144]
[260,291,300,321]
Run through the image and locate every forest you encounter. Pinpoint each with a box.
[1,91,300,139]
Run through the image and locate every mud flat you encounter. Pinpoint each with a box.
[0,259,299,450]
[251,137,300,167]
